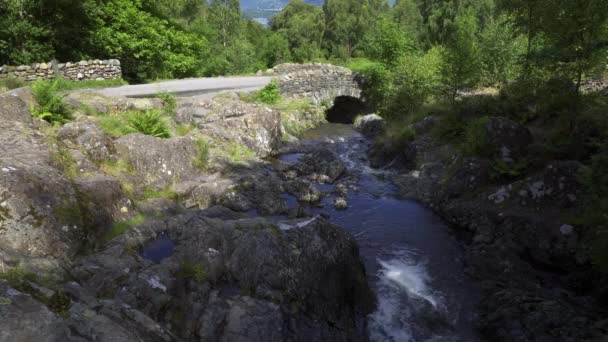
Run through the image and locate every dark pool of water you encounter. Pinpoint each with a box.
[280,124,480,342]
[142,234,176,263]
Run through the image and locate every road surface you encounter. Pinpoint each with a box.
[92,76,273,98]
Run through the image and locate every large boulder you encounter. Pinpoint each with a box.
[0,281,71,342]
[57,122,116,164]
[354,114,385,138]
[71,208,374,341]
[115,133,199,189]
[482,116,532,162]
[177,96,281,158]
[0,121,84,268]
[0,88,35,123]
[292,148,346,183]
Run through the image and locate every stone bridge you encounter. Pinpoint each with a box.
[272,63,364,104]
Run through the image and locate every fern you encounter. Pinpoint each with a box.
[126,110,171,138]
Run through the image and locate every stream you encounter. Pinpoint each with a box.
[280,124,480,341]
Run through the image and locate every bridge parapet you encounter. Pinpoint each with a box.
[272,63,363,104]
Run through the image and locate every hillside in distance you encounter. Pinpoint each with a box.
[241,0,323,10]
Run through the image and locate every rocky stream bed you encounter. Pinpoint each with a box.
[0,86,605,341]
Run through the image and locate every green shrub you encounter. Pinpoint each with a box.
[104,214,147,242]
[143,187,177,200]
[126,110,171,138]
[0,77,27,90]
[579,153,608,272]
[52,78,127,91]
[175,124,194,136]
[462,116,492,157]
[434,113,466,143]
[178,260,207,283]
[157,91,177,116]
[255,80,281,104]
[492,159,528,180]
[192,138,210,170]
[226,142,256,162]
[97,115,134,138]
[30,79,71,125]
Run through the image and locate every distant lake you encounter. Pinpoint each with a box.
[253,17,270,27]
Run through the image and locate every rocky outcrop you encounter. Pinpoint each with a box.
[0,88,35,123]
[274,63,363,104]
[115,134,199,189]
[0,82,376,341]
[69,208,373,341]
[0,59,121,82]
[66,91,163,115]
[177,94,281,158]
[354,114,385,138]
[383,115,606,341]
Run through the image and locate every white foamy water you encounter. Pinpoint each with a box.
[369,252,447,342]
[380,259,440,308]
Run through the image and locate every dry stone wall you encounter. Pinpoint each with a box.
[0,59,122,82]
[273,63,363,103]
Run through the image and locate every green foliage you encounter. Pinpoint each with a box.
[175,124,195,137]
[361,16,416,66]
[104,214,147,242]
[50,147,79,178]
[270,0,324,62]
[255,80,281,104]
[92,0,209,81]
[178,260,207,283]
[97,115,135,138]
[51,78,128,91]
[226,142,256,162]
[441,10,482,102]
[143,187,178,200]
[30,80,71,125]
[157,91,177,116]
[386,47,443,115]
[434,112,466,143]
[0,77,27,90]
[126,110,171,138]
[492,159,528,180]
[479,15,524,86]
[576,153,608,272]
[0,268,70,317]
[462,116,491,157]
[192,138,211,171]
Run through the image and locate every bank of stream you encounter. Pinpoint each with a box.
[276,123,481,341]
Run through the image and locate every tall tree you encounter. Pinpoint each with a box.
[496,0,545,78]
[392,0,423,40]
[441,9,481,101]
[271,0,325,62]
[323,0,388,59]
[541,0,608,92]
[208,0,241,47]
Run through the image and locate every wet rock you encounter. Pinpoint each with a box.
[354,114,385,138]
[293,148,345,183]
[71,209,374,341]
[285,179,322,203]
[334,197,348,210]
